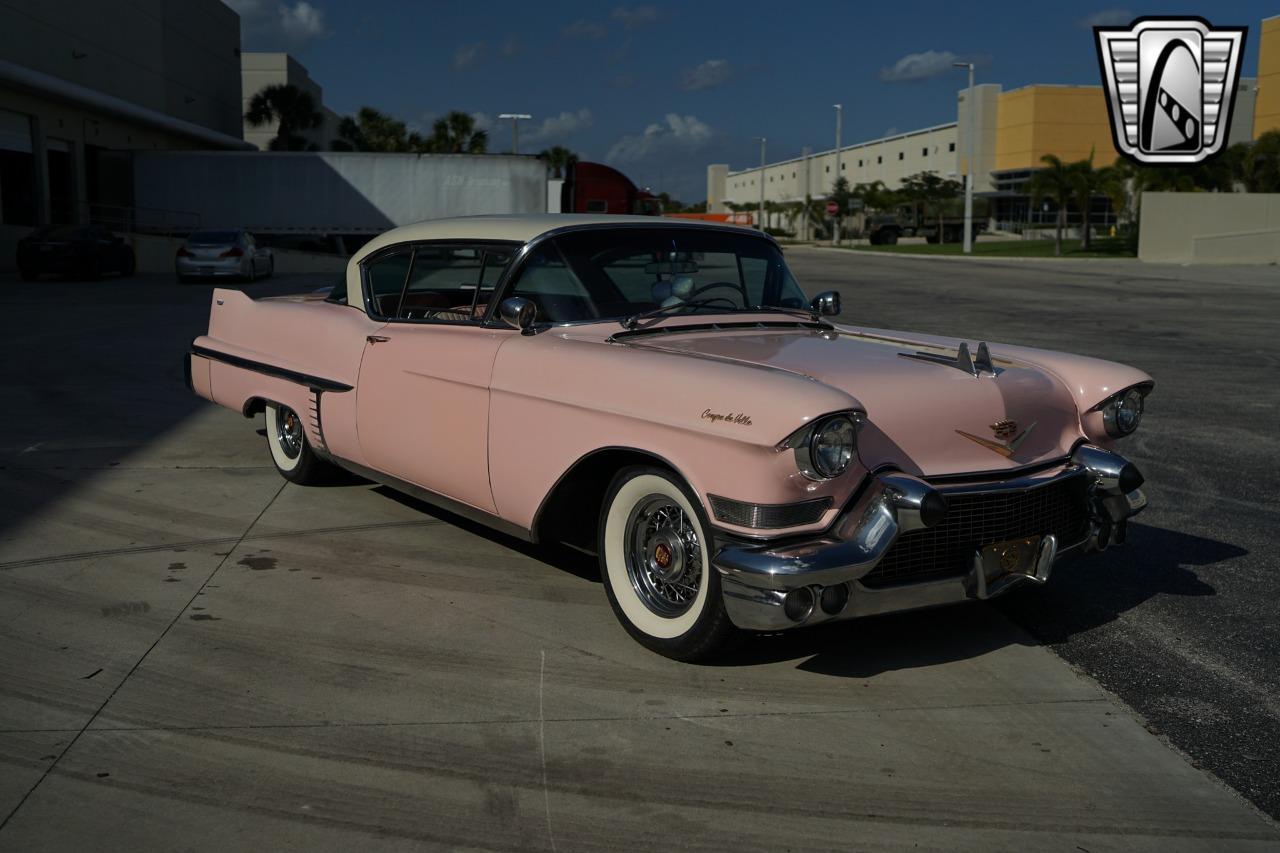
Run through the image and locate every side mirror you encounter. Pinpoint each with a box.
[498,296,537,333]
[811,290,841,317]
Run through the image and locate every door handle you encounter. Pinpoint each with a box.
[366,335,390,344]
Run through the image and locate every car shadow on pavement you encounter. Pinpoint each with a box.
[361,484,1247,674]
[993,521,1242,646]
[370,485,602,583]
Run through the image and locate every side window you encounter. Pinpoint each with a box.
[398,246,512,322]
[507,243,593,323]
[364,250,412,318]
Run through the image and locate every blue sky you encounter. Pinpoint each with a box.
[229,1,1277,200]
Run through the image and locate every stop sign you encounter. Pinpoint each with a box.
[825,200,839,215]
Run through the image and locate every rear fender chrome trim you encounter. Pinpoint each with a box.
[191,343,354,393]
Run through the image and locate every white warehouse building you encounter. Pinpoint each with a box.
[710,122,959,213]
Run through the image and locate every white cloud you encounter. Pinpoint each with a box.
[878,50,987,83]
[612,5,659,30]
[524,109,594,145]
[563,19,607,39]
[607,113,713,164]
[1080,8,1132,28]
[226,0,328,51]
[454,41,485,71]
[680,59,732,91]
[279,1,325,41]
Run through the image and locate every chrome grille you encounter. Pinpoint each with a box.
[861,475,1089,588]
[708,495,832,529]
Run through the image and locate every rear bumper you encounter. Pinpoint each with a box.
[713,445,1147,631]
[176,257,243,277]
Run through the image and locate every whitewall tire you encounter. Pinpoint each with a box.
[598,466,737,660]
[264,402,332,484]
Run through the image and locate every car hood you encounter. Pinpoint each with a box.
[619,324,1086,477]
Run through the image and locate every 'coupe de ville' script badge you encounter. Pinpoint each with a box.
[956,419,1036,458]
[701,409,752,427]
[1095,16,1246,164]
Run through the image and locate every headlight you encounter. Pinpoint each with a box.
[786,414,859,480]
[1101,387,1146,437]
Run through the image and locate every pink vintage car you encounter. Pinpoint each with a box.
[186,215,1152,660]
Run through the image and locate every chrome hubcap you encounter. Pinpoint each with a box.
[275,406,303,459]
[625,496,702,617]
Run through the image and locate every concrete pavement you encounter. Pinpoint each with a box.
[0,271,1276,851]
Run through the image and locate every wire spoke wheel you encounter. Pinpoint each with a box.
[274,405,303,460]
[624,495,703,618]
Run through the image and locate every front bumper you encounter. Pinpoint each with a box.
[713,444,1147,631]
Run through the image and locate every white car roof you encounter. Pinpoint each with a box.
[353,214,762,261]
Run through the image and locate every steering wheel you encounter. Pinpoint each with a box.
[674,296,740,312]
[686,281,745,302]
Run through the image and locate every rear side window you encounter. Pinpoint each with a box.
[363,244,514,322]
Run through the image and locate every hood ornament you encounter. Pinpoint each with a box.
[957,419,1037,458]
[899,341,997,377]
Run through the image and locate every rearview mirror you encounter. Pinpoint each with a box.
[811,290,841,317]
[498,297,537,333]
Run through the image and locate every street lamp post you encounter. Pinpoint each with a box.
[833,103,842,245]
[953,62,975,254]
[753,137,767,231]
[498,113,532,154]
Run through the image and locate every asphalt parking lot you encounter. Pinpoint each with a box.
[1,255,1277,851]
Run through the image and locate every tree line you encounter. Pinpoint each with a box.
[243,84,583,171]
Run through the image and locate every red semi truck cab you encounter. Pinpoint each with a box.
[560,162,662,215]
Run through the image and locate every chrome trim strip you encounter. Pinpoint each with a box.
[190,344,353,393]
[328,457,532,543]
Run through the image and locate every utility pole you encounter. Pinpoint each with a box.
[953,62,976,254]
[498,113,531,154]
[832,104,842,245]
[802,145,811,242]
[754,136,766,231]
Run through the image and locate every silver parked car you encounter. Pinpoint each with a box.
[176,229,273,282]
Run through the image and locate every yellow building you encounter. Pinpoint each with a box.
[1256,15,1280,136]
[992,86,1120,172]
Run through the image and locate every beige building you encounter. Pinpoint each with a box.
[0,0,248,240]
[241,52,343,151]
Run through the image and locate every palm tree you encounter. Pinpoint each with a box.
[245,84,323,151]
[538,146,579,178]
[1068,149,1116,251]
[1026,154,1076,256]
[330,107,420,152]
[425,111,488,154]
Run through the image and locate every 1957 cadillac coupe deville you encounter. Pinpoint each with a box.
[186,214,1151,660]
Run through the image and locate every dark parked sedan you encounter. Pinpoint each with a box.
[16,225,136,280]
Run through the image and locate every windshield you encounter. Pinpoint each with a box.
[504,228,809,325]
